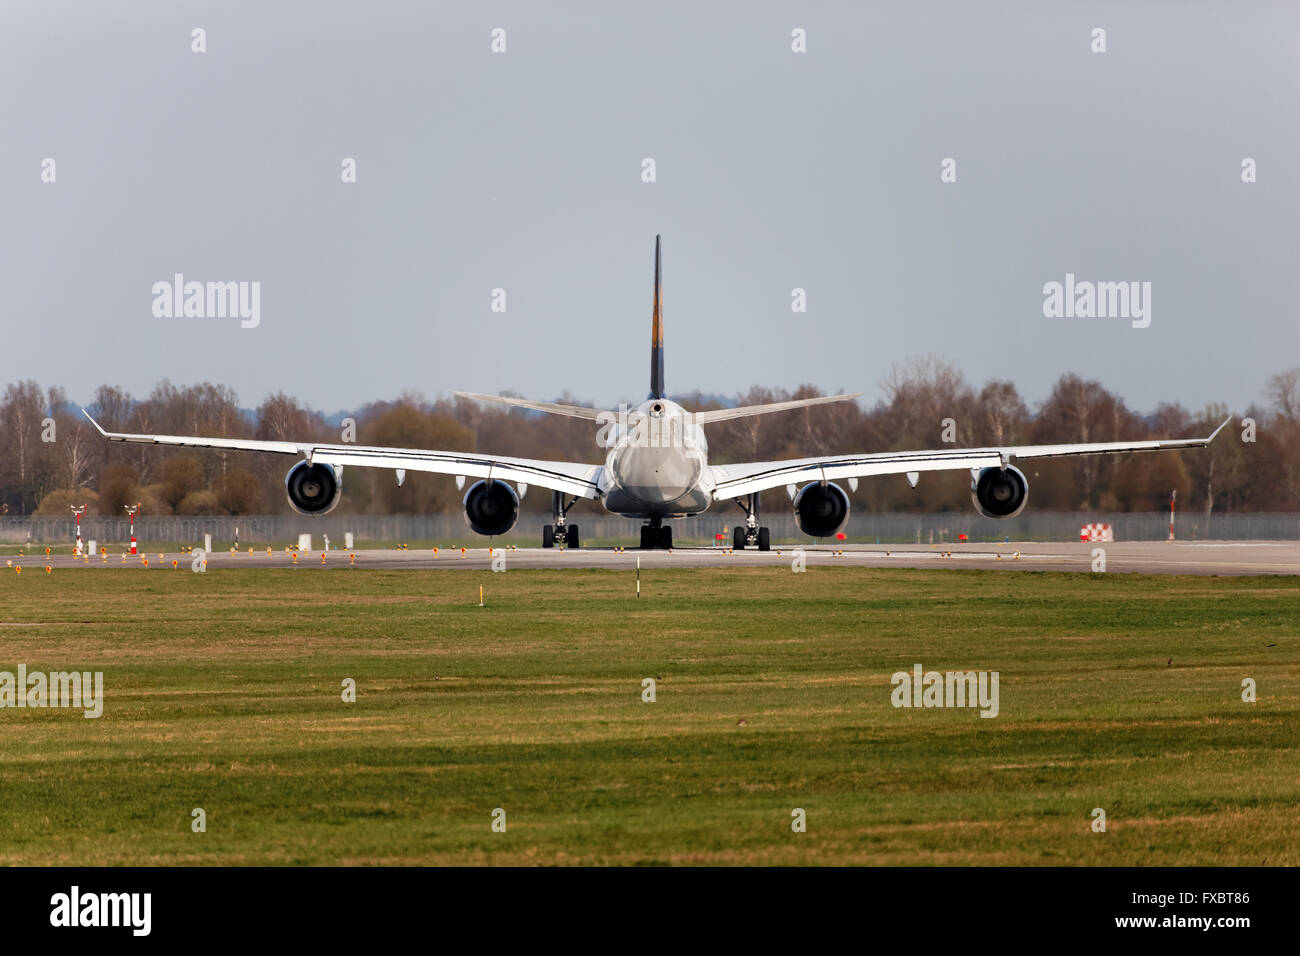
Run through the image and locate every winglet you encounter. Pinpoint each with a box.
[1207,415,1233,444]
[81,408,109,437]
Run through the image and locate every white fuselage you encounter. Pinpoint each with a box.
[598,399,713,517]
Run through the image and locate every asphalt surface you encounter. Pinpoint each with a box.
[15,541,1299,575]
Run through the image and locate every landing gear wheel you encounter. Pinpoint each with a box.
[659,526,672,550]
[757,527,770,551]
[734,526,746,550]
[542,525,554,548]
[640,526,654,550]
[565,525,579,548]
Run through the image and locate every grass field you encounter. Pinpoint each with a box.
[0,565,1296,865]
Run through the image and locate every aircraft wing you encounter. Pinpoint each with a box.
[709,416,1232,501]
[81,410,603,499]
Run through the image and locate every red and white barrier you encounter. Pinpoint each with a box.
[71,504,87,556]
[1079,523,1113,543]
[125,504,140,554]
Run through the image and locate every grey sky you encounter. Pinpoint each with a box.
[3,1,1297,418]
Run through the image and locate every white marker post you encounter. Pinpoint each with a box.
[636,555,641,598]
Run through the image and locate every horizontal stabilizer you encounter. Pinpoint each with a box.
[693,393,861,425]
[455,391,611,422]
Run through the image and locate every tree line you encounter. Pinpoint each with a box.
[2,356,1297,519]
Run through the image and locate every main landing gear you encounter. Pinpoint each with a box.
[640,517,672,550]
[733,492,771,551]
[542,491,580,548]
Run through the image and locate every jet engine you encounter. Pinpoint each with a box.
[793,481,850,537]
[970,465,1029,519]
[285,460,342,516]
[463,480,520,536]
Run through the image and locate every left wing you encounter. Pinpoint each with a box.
[81,411,603,499]
[709,416,1233,500]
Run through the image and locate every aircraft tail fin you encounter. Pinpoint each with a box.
[649,235,664,400]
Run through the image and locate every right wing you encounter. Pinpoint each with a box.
[709,417,1233,500]
[82,410,603,499]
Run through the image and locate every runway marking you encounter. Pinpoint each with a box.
[1177,541,1292,548]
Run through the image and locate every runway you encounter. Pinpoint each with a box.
[16,540,1299,575]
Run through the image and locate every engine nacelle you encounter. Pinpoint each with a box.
[463,480,520,536]
[793,481,850,537]
[971,465,1029,519]
[285,460,342,516]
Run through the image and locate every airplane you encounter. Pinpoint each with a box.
[83,236,1232,551]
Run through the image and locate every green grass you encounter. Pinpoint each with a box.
[0,566,1296,865]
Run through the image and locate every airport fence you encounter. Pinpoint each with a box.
[3,510,1299,549]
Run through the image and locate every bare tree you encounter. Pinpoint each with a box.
[92,384,133,432]
[0,381,44,513]
[978,380,1029,446]
[1265,367,1300,420]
